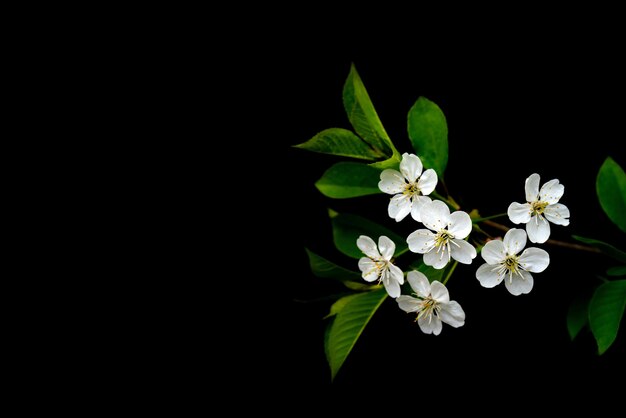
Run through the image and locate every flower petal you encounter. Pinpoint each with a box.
[383,275,401,298]
[407,229,435,254]
[410,195,432,222]
[430,281,450,303]
[503,228,527,255]
[407,270,430,297]
[378,236,396,261]
[400,153,423,183]
[418,315,443,335]
[439,301,465,328]
[508,202,532,224]
[525,173,540,202]
[481,239,506,264]
[420,200,451,232]
[357,235,380,258]
[417,168,437,195]
[424,248,450,269]
[379,169,405,195]
[504,270,534,296]
[450,239,476,264]
[358,258,380,282]
[519,247,550,273]
[539,179,564,204]
[397,295,421,312]
[544,203,570,226]
[387,263,404,285]
[476,263,504,288]
[448,210,472,239]
[388,194,412,222]
[526,215,550,243]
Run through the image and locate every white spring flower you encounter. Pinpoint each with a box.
[507,173,570,243]
[396,271,465,335]
[378,153,438,222]
[357,235,404,298]
[406,200,477,269]
[475,228,550,295]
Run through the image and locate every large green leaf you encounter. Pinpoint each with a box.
[607,265,626,277]
[331,213,408,259]
[589,280,626,354]
[567,294,589,341]
[304,249,377,291]
[294,128,385,160]
[343,64,398,158]
[325,288,388,380]
[572,235,626,263]
[315,162,382,199]
[407,97,448,178]
[324,293,361,319]
[597,157,626,233]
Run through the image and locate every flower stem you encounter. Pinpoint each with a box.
[442,261,458,285]
[472,213,508,223]
[482,220,601,254]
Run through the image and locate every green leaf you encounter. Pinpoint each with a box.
[407,97,449,178]
[368,155,401,170]
[324,293,361,319]
[607,265,626,277]
[596,157,626,233]
[567,295,589,341]
[294,128,385,160]
[343,64,398,158]
[572,235,626,263]
[325,288,388,380]
[315,162,383,199]
[304,249,378,291]
[331,213,408,259]
[589,280,626,354]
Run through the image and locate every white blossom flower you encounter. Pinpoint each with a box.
[378,153,438,222]
[357,235,404,298]
[507,173,570,243]
[396,271,465,335]
[406,200,477,269]
[475,228,550,295]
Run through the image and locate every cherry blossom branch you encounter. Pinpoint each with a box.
[481,220,601,254]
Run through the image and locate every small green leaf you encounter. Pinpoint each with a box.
[315,162,382,199]
[572,235,626,263]
[597,157,626,233]
[607,265,626,277]
[304,249,377,291]
[369,154,401,170]
[294,128,385,160]
[325,288,387,380]
[343,64,398,158]
[567,295,589,341]
[331,212,408,259]
[407,97,449,178]
[589,280,626,354]
[324,293,361,319]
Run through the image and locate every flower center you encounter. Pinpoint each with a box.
[433,229,458,263]
[403,182,420,197]
[494,254,524,283]
[416,296,440,323]
[374,259,389,283]
[531,201,548,216]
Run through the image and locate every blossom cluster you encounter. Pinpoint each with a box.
[357,153,569,335]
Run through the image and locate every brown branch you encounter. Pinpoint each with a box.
[482,220,601,254]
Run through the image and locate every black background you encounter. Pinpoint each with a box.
[246,45,625,403]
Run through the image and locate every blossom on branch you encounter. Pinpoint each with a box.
[396,271,465,335]
[357,235,404,298]
[475,228,550,295]
[507,173,570,243]
[378,153,438,222]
